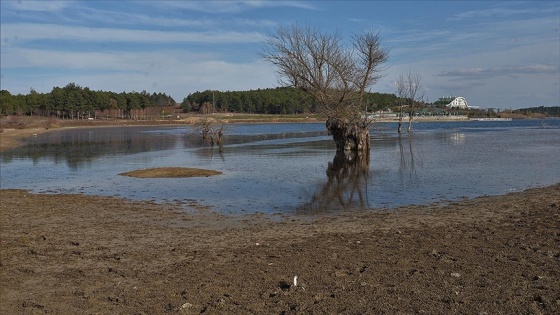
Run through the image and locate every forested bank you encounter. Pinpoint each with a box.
[0,83,176,120]
[0,84,399,119]
[181,87,399,114]
[513,106,560,117]
[2,83,557,120]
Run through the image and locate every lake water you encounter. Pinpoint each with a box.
[1,119,559,214]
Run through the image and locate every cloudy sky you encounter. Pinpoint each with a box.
[1,1,559,109]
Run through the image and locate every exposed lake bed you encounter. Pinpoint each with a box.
[1,182,559,314]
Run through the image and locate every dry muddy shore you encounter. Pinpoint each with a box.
[1,184,559,314]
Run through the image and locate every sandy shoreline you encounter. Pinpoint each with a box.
[1,185,559,314]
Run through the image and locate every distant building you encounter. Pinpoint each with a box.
[438,96,479,109]
[446,96,469,109]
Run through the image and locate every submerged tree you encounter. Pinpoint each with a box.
[193,117,225,147]
[395,71,423,133]
[262,24,389,154]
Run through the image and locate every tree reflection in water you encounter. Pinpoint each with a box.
[398,135,419,184]
[298,150,370,212]
[298,135,423,213]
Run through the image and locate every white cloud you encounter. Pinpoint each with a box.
[75,9,215,28]
[4,0,69,12]
[448,4,558,21]
[147,1,318,14]
[1,46,216,69]
[0,46,277,101]
[0,23,264,44]
[438,64,559,80]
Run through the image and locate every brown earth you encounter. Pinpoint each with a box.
[1,185,559,314]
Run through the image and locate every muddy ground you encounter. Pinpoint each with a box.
[1,184,559,314]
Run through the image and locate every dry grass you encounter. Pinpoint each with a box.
[118,167,222,178]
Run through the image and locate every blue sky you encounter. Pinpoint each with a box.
[1,1,559,109]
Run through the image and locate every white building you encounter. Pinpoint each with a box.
[446,97,469,109]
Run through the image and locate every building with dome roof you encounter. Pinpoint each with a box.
[446,96,469,109]
[436,96,478,109]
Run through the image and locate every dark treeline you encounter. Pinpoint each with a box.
[514,106,560,116]
[1,84,402,118]
[3,83,558,119]
[0,83,176,119]
[181,87,400,114]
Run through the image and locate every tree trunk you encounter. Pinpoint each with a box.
[326,116,370,152]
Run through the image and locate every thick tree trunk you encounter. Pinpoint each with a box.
[326,116,370,152]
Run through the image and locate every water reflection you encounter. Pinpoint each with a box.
[449,133,466,145]
[1,127,177,170]
[186,130,329,159]
[398,136,420,184]
[199,143,225,161]
[298,151,370,212]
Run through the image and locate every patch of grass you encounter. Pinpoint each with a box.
[119,167,222,178]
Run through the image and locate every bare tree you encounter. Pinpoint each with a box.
[395,71,423,133]
[396,74,407,133]
[261,24,389,153]
[192,117,225,146]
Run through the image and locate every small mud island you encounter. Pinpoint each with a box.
[119,167,222,178]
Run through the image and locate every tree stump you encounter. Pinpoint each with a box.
[326,116,370,152]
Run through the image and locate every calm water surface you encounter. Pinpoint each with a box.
[1,119,559,214]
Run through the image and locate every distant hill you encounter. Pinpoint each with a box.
[513,106,560,117]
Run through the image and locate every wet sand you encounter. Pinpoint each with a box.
[0,128,49,152]
[1,185,559,314]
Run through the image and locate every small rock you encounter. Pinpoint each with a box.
[450,272,461,278]
[313,293,324,302]
[334,270,348,277]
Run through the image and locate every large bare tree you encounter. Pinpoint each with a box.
[261,24,389,153]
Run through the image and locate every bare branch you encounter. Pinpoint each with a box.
[261,24,388,118]
[261,23,389,152]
